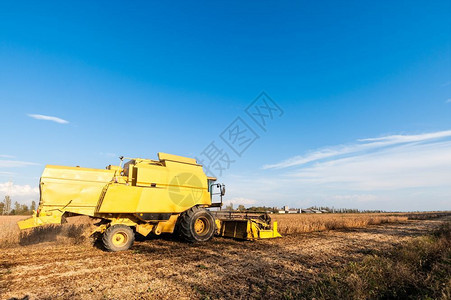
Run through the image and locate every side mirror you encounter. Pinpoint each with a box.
[221,185,226,196]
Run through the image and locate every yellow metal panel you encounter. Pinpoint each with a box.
[135,223,154,236]
[18,217,38,230]
[158,152,197,165]
[97,184,142,213]
[257,221,282,239]
[39,165,115,217]
[133,158,207,189]
[98,184,210,213]
[219,220,249,239]
[42,178,105,206]
[134,164,168,186]
[154,215,179,234]
[17,211,64,229]
[163,162,209,192]
[217,219,282,240]
[215,219,222,234]
[43,165,115,182]
[40,178,104,217]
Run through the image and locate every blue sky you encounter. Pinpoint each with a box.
[0,1,450,211]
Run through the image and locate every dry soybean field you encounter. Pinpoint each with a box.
[1,213,450,299]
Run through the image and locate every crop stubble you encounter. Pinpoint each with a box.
[0,213,448,299]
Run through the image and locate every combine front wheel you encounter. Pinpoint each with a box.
[177,207,215,242]
[102,224,135,252]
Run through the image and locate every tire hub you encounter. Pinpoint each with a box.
[112,231,128,247]
[194,217,209,236]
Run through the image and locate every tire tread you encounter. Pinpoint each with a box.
[177,206,214,243]
[102,224,135,252]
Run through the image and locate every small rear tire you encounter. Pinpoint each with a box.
[102,224,135,252]
[176,206,215,242]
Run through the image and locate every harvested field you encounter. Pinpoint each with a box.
[0,213,449,299]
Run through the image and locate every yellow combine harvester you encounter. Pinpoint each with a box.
[18,153,280,251]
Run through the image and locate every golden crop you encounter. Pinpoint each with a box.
[272,213,408,234]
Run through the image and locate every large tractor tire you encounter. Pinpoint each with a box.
[102,224,135,252]
[177,206,215,242]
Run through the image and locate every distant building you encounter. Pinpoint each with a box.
[277,206,305,214]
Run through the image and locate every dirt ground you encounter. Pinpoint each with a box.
[0,217,448,300]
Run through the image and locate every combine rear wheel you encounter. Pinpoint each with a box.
[177,207,215,242]
[102,224,135,252]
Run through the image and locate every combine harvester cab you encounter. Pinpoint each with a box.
[18,153,281,251]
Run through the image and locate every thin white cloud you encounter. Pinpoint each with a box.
[330,194,378,203]
[0,171,16,176]
[0,181,39,197]
[100,152,118,158]
[446,99,451,103]
[0,154,15,158]
[28,114,69,124]
[0,160,39,168]
[223,129,451,211]
[223,197,257,207]
[290,141,451,190]
[359,130,451,142]
[264,130,451,169]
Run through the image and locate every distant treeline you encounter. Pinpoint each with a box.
[0,201,36,215]
[309,206,386,213]
[225,204,386,214]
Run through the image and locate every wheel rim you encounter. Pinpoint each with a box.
[194,217,210,236]
[112,231,128,247]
